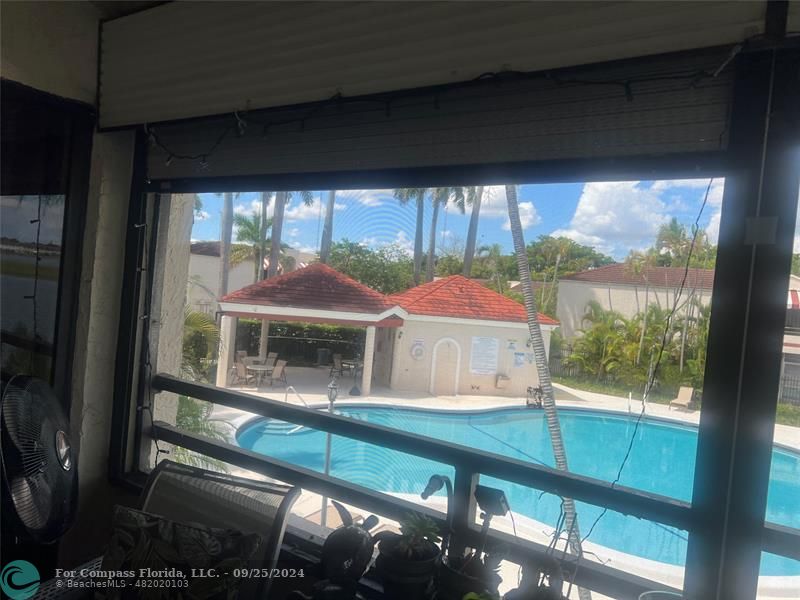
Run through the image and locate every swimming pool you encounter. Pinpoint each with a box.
[236,405,800,576]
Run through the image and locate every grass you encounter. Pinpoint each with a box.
[554,375,800,427]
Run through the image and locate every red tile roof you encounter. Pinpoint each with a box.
[390,275,558,325]
[561,263,714,290]
[221,263,396,314]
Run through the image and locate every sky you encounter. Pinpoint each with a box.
[192,179,730,262]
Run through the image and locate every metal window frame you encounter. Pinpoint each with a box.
[110,46,800,599]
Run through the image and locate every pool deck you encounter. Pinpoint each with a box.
[205,366,799,599]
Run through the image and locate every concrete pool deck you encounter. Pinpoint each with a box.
[203,365,799,598]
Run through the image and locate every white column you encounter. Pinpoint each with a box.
[216,315,237,387]
[361,326,376,396]
[258,319,270,359]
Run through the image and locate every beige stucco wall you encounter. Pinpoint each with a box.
[1,1,100,104]
[188,253,254,312]
[556,280,713,339]
[387,319,551,397]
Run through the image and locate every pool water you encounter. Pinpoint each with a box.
[236,406,800,576]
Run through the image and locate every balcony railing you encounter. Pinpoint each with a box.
[150,373,799,599]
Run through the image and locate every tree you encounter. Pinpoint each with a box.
[320,190,337,264]
[426,187,466,282]
[219,192,234,296]
[327,240,414,293]
[394,188,427,285]
[268,191,313,278]
[504,184,591,600]
[463,186,484,277]
[232,212,273,282]
[258,191,272,280]
[625,250,657,366]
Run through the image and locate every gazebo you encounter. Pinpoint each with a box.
[216,263,406,394]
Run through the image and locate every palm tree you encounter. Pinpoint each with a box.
[462,186,484,277]
[219,192,234,297]
[505,184,591,600]
[258,191,272,280]
[426,187,466,282]
[232,212,273,282]
[394,188,427,285]
[268,190,313,278]
[320,190,337,264]
[625,250,656,365]
[477,243,505,293]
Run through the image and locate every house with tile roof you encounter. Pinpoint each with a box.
[556,263,715,339]
[215,266,557,398]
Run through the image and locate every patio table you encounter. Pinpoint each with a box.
[246,363,274,386]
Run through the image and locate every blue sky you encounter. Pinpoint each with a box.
[192,179,726,261]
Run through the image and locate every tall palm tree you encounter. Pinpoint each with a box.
[477,243,505,293]
[625,250,656,366]
[232,213,274,282]
[426,187,466,282]
[505,184,591,600]
[394,188,427,285]
[219,192,234,297]
[462,186,484,277]
[267,191,314,278]
[258,191,272,280]
[320,190,337,264]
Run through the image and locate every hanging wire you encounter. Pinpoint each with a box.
[580,177,716,546]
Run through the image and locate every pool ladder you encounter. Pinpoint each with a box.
[284,386,309,434]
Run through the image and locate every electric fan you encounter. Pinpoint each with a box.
[1,375,78,543]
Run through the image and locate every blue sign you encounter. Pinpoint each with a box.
[1,560,40,600]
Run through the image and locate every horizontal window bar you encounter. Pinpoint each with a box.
[762,522,800,560]
[152,420,681,599]
[153,373,693,530]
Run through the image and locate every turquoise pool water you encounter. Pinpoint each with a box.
[236,406,800,576]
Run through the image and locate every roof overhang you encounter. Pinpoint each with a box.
[218,302,407,328]
[401,313,557,331]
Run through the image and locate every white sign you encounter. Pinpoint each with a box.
[470,336,499,375]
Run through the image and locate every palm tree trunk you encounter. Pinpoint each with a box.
[268,191,287,278]
[413,190,426,285]
[463,186,483,276]
[258,191,270,281]
[636,284,650,366]
[320,190,336,264]
[219,192,234,296]
[505,184,591,600]
[426,198,441,282]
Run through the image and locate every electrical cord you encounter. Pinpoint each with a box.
[579,178,715,546]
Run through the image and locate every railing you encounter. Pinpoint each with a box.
[150,373,799,598]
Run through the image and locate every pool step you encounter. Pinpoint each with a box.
[257,419,311,435]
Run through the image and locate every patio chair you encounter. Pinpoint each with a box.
[669,386,694,411]
[330,353,345,377]
[236,350,248,363]
[269,359,289,387]
[234,361,255,386]
[140,460,301,599]
[267,351,278,362]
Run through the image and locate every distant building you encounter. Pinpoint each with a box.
[188,241,316,314]
[556,263,715,339]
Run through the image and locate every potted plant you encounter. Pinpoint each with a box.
[437,549,503,600]
[374,513,442,599]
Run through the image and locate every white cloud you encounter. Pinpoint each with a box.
[234,199,262,215]
[393,230,414,256]
[287,227,300,238]
[285,200,345,221]
[360,236,380,247]
[441,229,453,238]
[339,189,392,207]
[194,210,210,221]
[479,185,541,230]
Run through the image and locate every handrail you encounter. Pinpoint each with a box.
[284,385,310,408]
[152,373,693,530]
[152,420,683,599]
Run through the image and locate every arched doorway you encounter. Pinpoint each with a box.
[430,337,461,396]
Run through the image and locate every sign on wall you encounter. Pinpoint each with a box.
[410,339,425,361]
[470,336,499,375]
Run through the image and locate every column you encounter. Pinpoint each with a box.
[258,319,270,359]
[216,315,237,387]
[361,325,376,396]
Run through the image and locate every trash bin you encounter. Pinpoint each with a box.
[316,348,331,366]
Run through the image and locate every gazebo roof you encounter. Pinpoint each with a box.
[390,275,559,326]
[219,263,405,326]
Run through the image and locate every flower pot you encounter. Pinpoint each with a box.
[437,558,496,600]
[375,537,440,600]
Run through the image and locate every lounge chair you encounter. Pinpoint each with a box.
[669,386,694,411]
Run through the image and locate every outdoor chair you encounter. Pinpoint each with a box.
[269,359,289,387]
[330,353,345,377]
[669,386,695,411]
[267,351,278,362]
[236,350,248,363]
[234,361,255,386]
